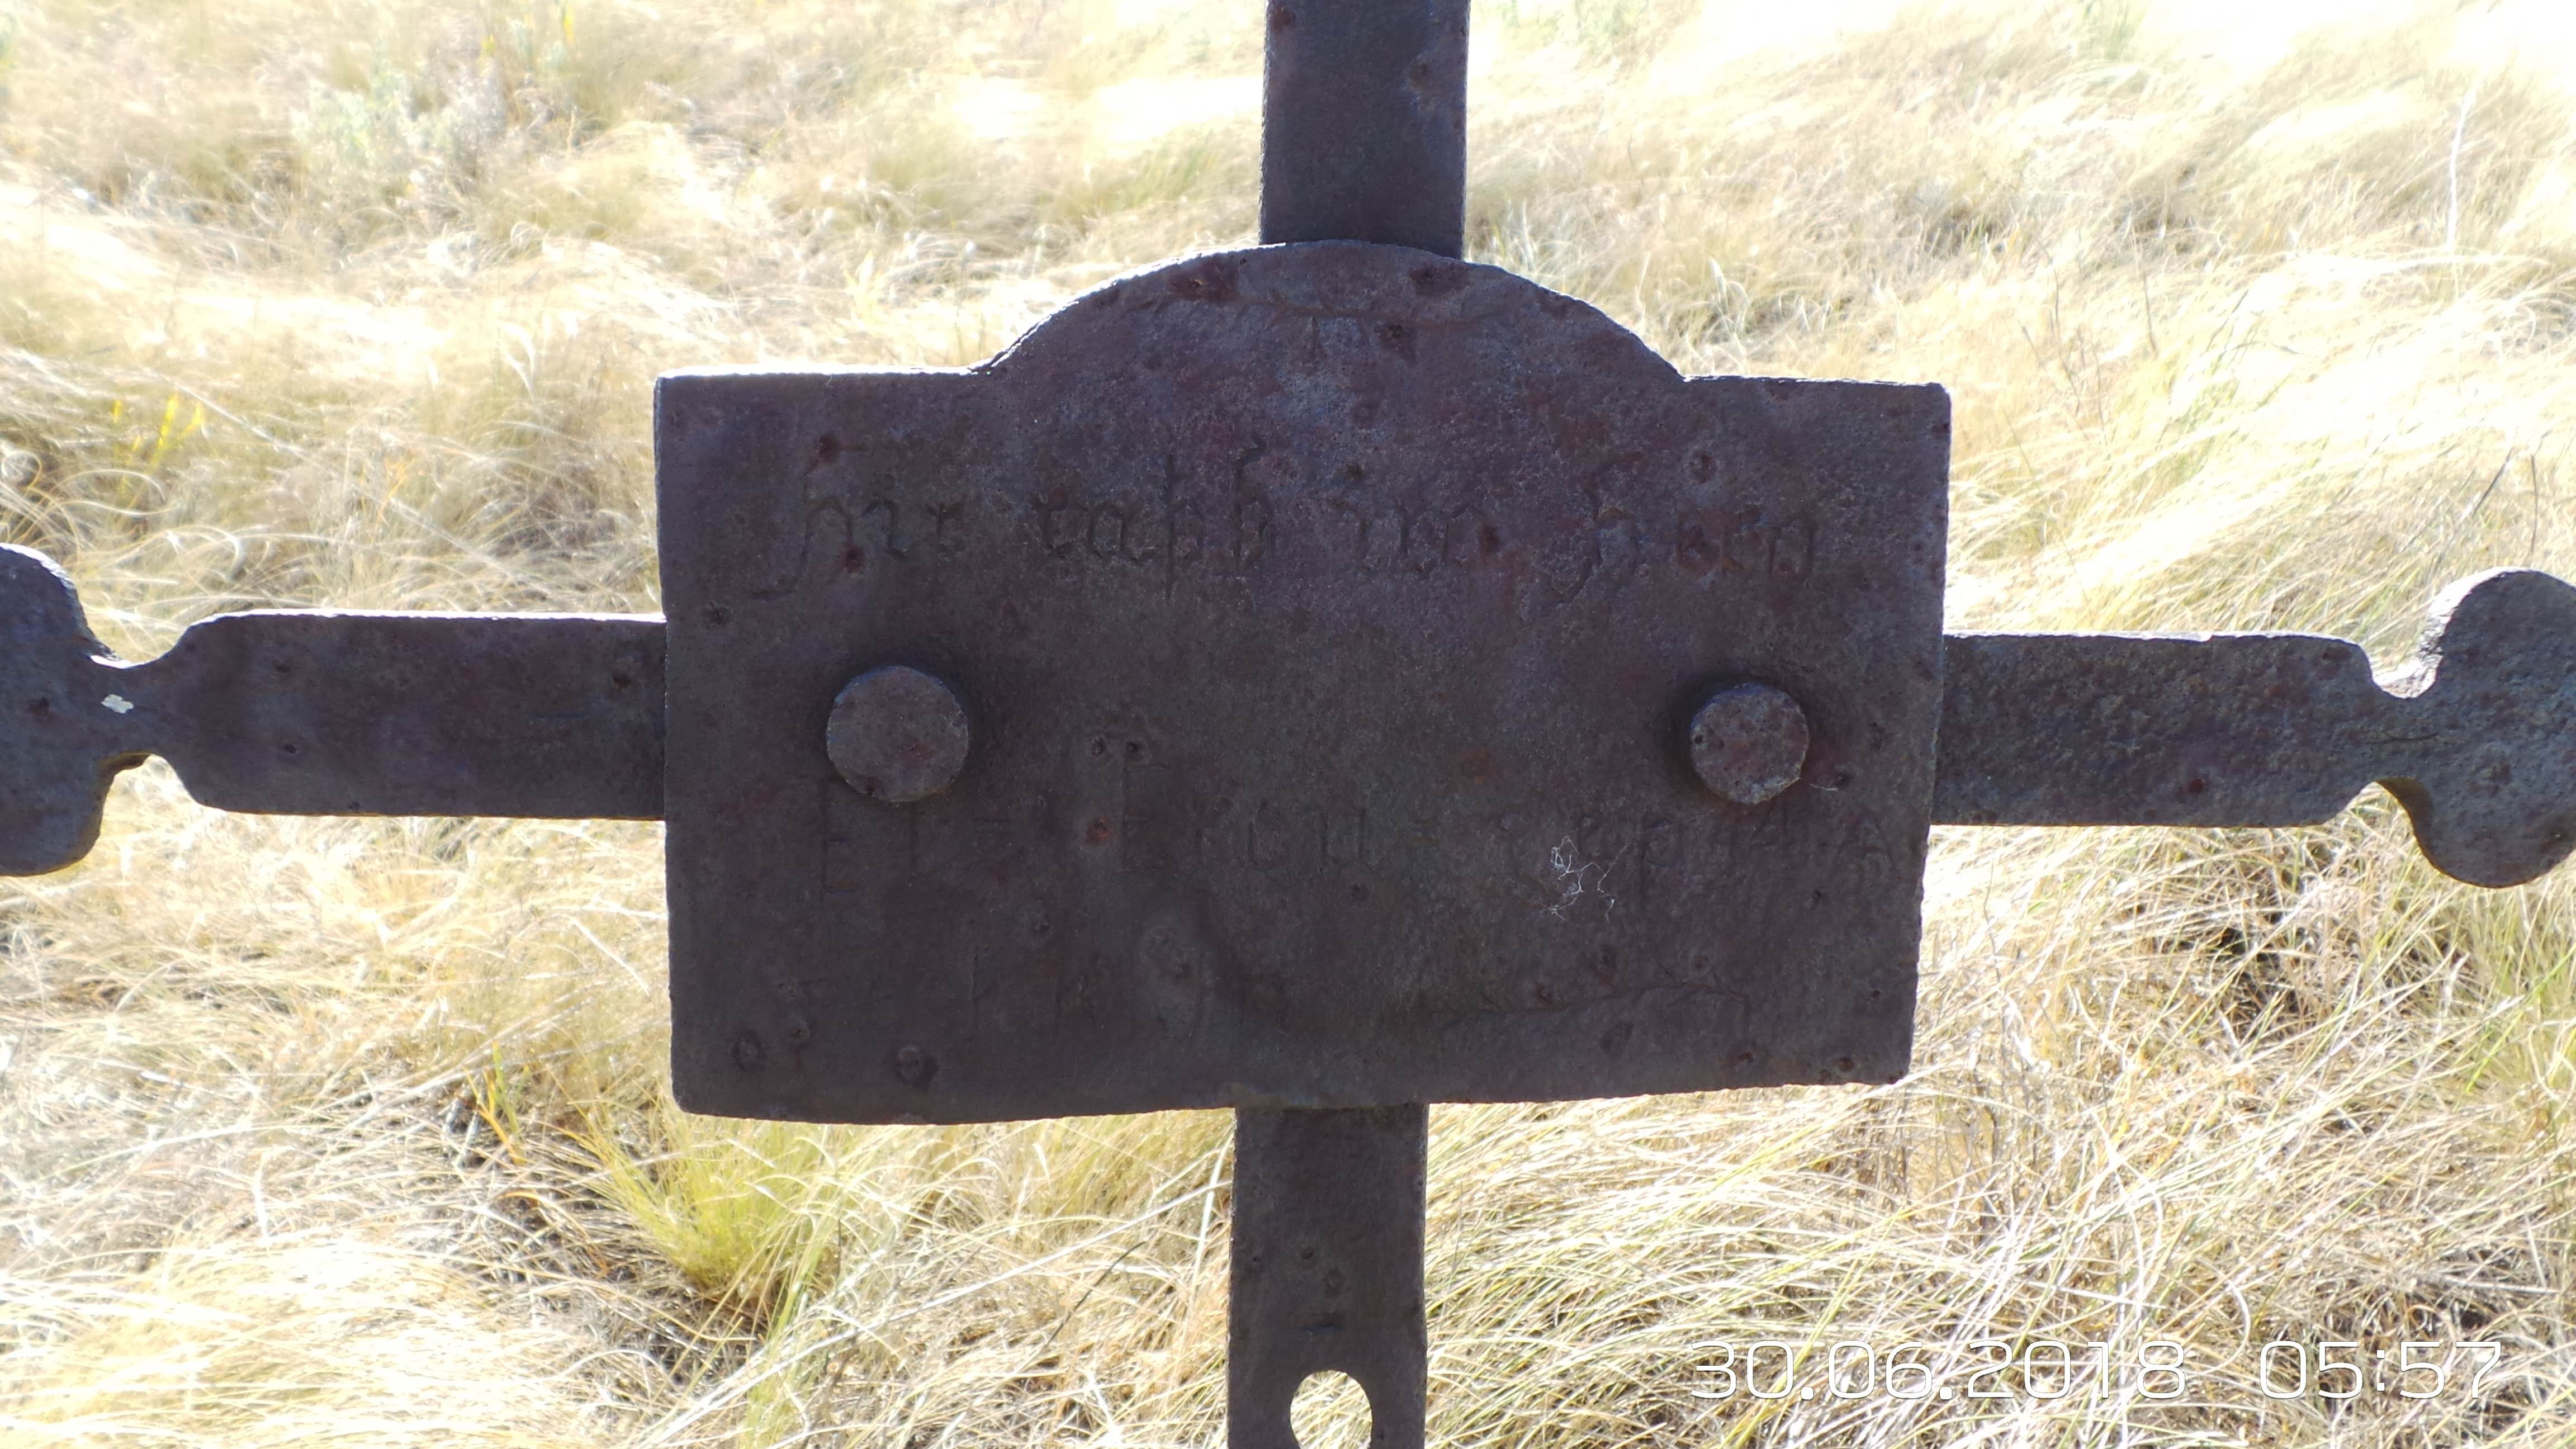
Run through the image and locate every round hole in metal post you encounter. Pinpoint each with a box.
[1290,1369,1372,1449]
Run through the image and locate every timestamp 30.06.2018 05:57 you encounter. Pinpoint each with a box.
[1688,1338,2506,1404]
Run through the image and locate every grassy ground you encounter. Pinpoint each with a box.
[3,0,2574,1443]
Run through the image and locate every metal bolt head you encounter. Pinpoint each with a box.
[827,665,970,804]
[1688,683,1810,805]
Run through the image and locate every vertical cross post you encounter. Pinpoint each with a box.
[1258,0,1469,257]
[1230,1104,1429,1448]
[1234,6,1466,1445]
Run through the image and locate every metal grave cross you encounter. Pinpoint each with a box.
[5,3,2574,1444]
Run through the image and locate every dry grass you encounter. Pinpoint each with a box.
[2,0,2573,1443]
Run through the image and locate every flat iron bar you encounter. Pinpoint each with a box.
[1228,2,1469,1443]
[1259,0,1469,257]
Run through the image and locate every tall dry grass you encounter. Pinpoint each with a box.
[2,0,2573,1443]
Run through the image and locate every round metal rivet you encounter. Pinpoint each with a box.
[826,665,970,804]
[1688,683,1810,805]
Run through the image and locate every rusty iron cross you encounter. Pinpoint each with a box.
[5,3,2574,1444]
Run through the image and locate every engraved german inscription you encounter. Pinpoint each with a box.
[659,242,1949,1123]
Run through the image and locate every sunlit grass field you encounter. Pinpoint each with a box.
[3,0,2574,1443]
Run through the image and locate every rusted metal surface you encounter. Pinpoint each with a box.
[1688,682,1811,806]
[826,665,972,804]
[1260,0,1467,257]
[655,241,1954,1125]
[12,535,2569,892]
[1231,1105,1428,1449]
[1934,567,2576,887]
[0,7,2565,1446]
[0,543,661,875]
[1247,11,1462,1444]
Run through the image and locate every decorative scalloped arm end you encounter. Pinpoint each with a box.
[12,538,2572,888]
[2381,568,2576,887]
[0,546,140,875]
[0,545,666,876]
[1933,567,2576,888]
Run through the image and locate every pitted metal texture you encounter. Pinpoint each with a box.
[8,545,2569,892]
[0,544,662,875]
[655,240,1955,1124]
[1935,568,2576,887]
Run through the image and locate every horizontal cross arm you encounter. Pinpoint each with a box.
[8,545,2570,886]
[1,545,661,875]
[1932,569,2576,887]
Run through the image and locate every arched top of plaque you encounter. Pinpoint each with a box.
[656,241,1952,1124]
[985,241,1679,394]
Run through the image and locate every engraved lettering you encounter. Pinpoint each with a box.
[1537,526,1598,605]
[1638,815,1680,906]
[1492,809,1555,910]
[1088,502,1129,561]
[756,493,983,598]
[1021,452,1542,586]
[1395,810,1442,870]
[1719,506,1764,573]
[1333,498,1379,570]
[807,499,859,578]
[1400,508,1445,576]
[1322,807,1367,868]
[1167,499,1204,566]
[1035,490,1086,557]
[864,496,912,560]
[1675,514,1720,577]
[1838,815,1896,886]
[1123,514,1159,565]
[1138,915,1208,1038]
[1121,765,1178,875]
[1058,953,1111,1025]
[927,500,968,558]
[821,780,888,893]
[1194,795,1236,868]
[1249,800,1291,869]
[1341,499,1494,577]
[1160,454,1203,596]
[1575,811,1633,899]
[1773,514,1816,577]
[1530,479,1647,608]
[1593,505,1643,598]
[771,446,1775,605]
[1677,504,1816,583]
[1441,505,1483,567]
[1231,442,1273,571]
[1368,509,1407,572]
[1233,489,1272,570]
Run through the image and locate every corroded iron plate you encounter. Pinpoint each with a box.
[656,242,1950,1124]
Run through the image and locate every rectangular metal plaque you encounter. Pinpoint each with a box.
[657,242,1949,1124]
